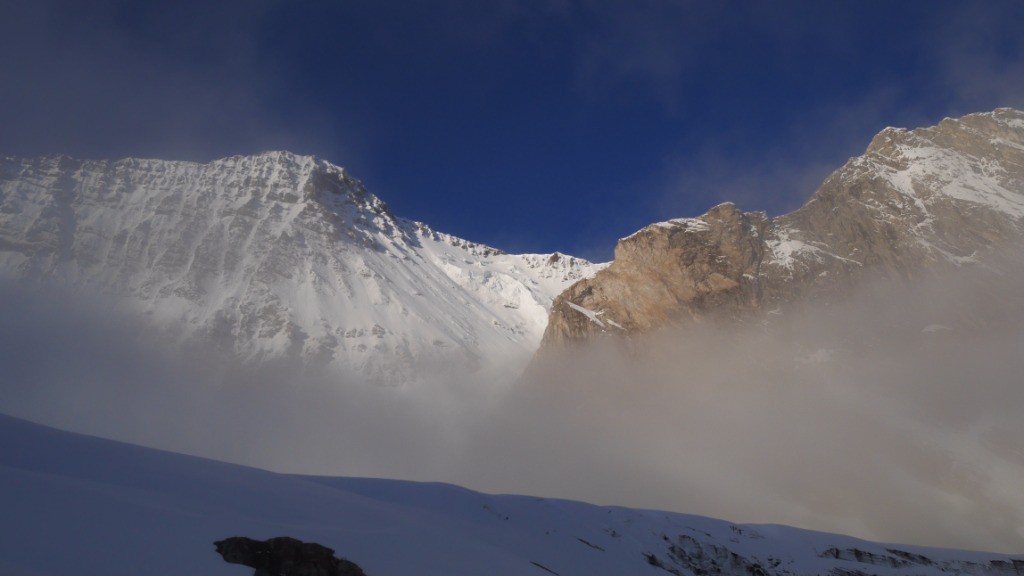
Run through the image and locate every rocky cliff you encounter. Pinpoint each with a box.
[542,108,1024,346]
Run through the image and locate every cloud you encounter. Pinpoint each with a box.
[608,1,1024,225]
[0,279,496,480]
[453,259,1024,552]
[646,86,922,221]
[930,1,1024,112]
[0,0,363,164]
[562,1,709,111]
[4,256,1024,553]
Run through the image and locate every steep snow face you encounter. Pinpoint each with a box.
[1,414,1021,576]
[0,152,602,385]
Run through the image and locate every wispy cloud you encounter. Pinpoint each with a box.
[563,0,712,112]
[630,1,1024,223]
[0,1,363,164]
[649,86,927,220]
[930,2,1024,112]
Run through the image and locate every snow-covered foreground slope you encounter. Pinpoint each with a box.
[0,152,601,385]
[1,413,1021,576]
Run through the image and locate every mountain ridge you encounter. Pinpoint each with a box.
[0,150,603,385]
[540,108,1024,347]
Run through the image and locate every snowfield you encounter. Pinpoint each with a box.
[1,413,1020,576]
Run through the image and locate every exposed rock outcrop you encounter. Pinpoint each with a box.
[214,536,367,576]
[541,108,1024,347]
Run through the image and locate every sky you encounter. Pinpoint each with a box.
[3,1,1024,260]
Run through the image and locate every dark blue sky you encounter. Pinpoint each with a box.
[3,1,1024,260]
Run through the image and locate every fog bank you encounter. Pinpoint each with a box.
[2,264,1023,553]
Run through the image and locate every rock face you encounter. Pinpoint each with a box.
[542,108,1024,346]
[0,151,603,385]
[214,536,367,576]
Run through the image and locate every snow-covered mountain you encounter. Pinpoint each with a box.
[1,413,1021,576]
[0,152,602,385]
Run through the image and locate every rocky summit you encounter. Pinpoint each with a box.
[541,108,1024,347]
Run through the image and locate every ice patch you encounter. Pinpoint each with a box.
[878,142,1024,220]
[624,217,710,241]
[767,227,862,271]
[567,301,606,328]
[663,218,711,232]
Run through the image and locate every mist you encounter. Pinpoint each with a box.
[457,264,1024,553]
[2,262,1024,553]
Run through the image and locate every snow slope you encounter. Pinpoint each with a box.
[1,413,1020,576]
[0,152,602,385]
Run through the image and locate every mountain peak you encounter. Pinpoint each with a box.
[0,152,602,385]
[542,108,1024,346]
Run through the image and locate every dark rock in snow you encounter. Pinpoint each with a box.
[214,536,367,576]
